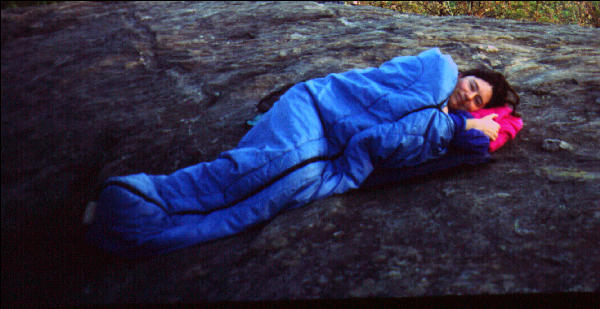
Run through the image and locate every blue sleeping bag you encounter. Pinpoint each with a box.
[88,48,477,257]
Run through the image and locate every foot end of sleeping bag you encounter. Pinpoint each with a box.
[86,183,171,257]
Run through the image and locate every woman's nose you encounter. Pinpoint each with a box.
[466,90,476,101]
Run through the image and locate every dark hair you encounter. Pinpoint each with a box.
[461,69,521,117]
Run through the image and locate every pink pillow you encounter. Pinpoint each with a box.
[470,106,523,152]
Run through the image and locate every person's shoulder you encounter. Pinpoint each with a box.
[414,48,458,94]
[417,48,455,66]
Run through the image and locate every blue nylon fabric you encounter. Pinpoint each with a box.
[87,48,460,257]
[448,109,490,154]
[363,110,491,187]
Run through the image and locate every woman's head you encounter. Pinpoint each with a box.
[448,69,520,116]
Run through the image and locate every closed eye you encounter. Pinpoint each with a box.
[470,79,482,105]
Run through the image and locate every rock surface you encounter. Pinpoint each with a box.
[2,1,599,304]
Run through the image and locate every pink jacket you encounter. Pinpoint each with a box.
[470,106,523,152]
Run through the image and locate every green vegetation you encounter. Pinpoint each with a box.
[3,1,599,28]
[350,1,600,27]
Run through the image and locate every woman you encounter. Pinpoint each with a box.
[364,68,522,187]
[86,48,521,257]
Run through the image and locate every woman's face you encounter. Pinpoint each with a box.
[448,76,493,112]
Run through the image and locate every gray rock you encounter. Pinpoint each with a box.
[478,44,499,53]
[2,1,599,304]
[542,138,575,152]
